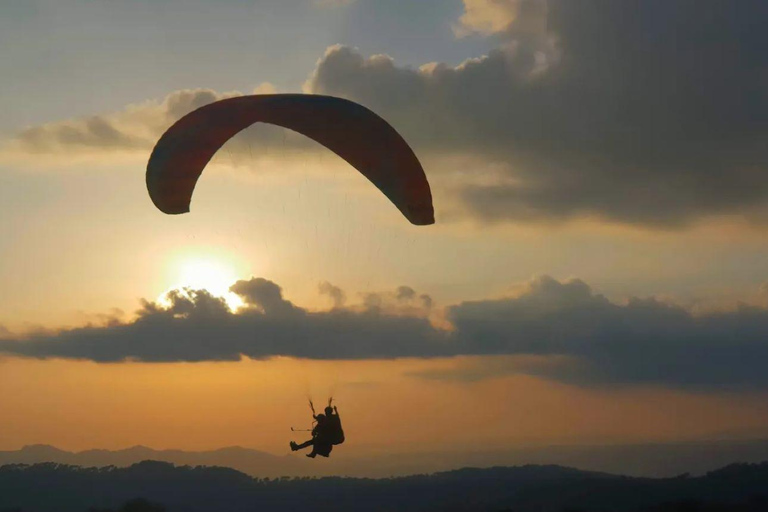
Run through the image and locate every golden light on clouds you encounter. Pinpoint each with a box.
[454,0,521,37]
[160,253,251,311]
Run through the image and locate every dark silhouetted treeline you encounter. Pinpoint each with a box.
[1,460,767,512]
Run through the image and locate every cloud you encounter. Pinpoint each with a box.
[453,0,548,39]
[318,281,346,308]
[396,286,416,301]
[252,82,277,95]
[307,1,768,228]
[394,286,433,310]
[5,1,768,228]
[444,276,768,390]
[0,83,324,172]
[4,88,301,163]
[3,276,768,390]
[0,280,444,362]
[230,277,300,317]
[7,89,227,157]
[360,285,434,317]
[454,0,520,37]
[17,117,145,153]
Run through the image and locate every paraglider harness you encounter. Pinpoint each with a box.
[305,398,345,446]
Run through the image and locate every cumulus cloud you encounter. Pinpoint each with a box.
[454,0,520,37]
[0,280,444,362]
[444,276,768,389]
[454,0,548,39]
[8,89,225,157]
[360,285,434,316]
[2,276,768,390]
[319,281,346,308]
[252,82,277,95]
[393,286,434,310]
[230,277,300,317]
[396,285,416,302]
[307,1,768,228]
[2,83,335,175]
[3,88,300,163]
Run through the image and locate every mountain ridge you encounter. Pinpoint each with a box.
[3,439,768,479]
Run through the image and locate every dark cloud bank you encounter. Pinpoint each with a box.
[3,276,768,391]
[308,0,768,227]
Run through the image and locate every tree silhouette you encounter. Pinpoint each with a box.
[88,498,166,512]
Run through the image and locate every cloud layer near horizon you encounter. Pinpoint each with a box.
[5,0,768,229]
[2,275,768,391]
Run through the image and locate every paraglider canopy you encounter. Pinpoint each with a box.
[146,94,434,225]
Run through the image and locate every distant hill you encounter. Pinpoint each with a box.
[1,460,767,512]
[3,440,768,479]
[0,445,301,478]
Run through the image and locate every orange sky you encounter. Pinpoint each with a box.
[2,0,768,464]
[2,356,768,454]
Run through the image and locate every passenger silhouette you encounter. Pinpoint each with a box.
[324,405,345,446]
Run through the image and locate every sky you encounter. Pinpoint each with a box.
[2,0,768,466]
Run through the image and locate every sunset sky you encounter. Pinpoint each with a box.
[2,0,768,462]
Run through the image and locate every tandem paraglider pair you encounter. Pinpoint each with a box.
[290,399,345,458]
[145,93,434,461]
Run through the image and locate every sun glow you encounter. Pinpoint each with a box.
[160,256,245,311]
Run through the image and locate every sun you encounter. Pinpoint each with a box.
[178,259,235,296]
[161,256,245,311]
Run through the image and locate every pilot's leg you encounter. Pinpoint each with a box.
[291,439,315,451]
